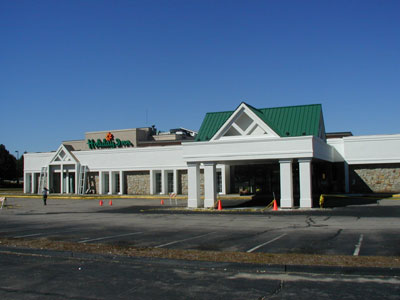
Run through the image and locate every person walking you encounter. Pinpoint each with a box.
[42,187,48,205]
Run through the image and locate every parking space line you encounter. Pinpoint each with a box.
[13,229,82,239]
[246,233,287,253]
[353,234,364,256]
[14,233,43,238]
[154,232,216,248]
[78,232,143,243]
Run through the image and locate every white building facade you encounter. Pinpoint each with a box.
[24,103,400,208]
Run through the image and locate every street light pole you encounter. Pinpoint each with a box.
[15,150,19,160]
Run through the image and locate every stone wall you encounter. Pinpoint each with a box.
[178,170,188,195]
[125,171,150,195]
[178,170,204,195]
[350,164,400,193]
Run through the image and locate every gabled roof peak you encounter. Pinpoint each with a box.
[196,103,324,142]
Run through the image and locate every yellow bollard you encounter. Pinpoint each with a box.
[319,194,325,208]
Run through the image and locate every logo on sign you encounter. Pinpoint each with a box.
[87,132,133,150]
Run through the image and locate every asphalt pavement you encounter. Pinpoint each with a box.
[1,247,400,300]
[1,197,400,257]
[0,196,400,299]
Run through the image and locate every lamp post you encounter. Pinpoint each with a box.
[15,150,19,160]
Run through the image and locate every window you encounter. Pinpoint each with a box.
[155,172,162,194]
[167,172,174,193]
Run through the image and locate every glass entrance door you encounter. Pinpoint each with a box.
[53,173,61,193]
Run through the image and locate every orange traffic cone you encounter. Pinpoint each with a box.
[161,199,164,205]
[99,200,103,206]
[109,200,112,206]
[273,199,278,211]
[217,200,222,211]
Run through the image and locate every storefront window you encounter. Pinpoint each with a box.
[167,172,174,193]
[155,172,162,194]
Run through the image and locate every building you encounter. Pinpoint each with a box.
[24,103,400,208]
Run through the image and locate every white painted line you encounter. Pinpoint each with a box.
[154,232,216,248]
[78,232,143,243]
[353,234,364,256]
[246,233,287,253]
[13,229,81,239]
[14,233,43,238]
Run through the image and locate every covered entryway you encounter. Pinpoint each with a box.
[230,163,281,197]
[183,103,335,209]
[44,144,81,194]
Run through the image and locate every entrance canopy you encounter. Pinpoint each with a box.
[48,144,81,194]
[183,102,334,209]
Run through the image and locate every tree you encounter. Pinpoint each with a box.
[0,144,17,183]
[16,154,24,183]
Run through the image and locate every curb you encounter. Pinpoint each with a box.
[0,246,399,277]
[0,194,253,201]
[0,194,188,200]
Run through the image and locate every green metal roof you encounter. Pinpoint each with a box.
[195,103,323,141]
[196,111,233,141]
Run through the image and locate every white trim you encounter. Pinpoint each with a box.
[346,158,400,165]
[211,103,280,141]
[195,135,313,146]
[183,151,314,162]
[344,133,400,142]
[74,145,183,156]
[49,144,79,165]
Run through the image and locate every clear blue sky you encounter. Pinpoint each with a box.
[1,0,399,156]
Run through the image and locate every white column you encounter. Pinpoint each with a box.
[109,171,114,195]
[161,170,168,195]
[75,165,79,194]
[23,173,27,193]
[204,162,217,208]
[46,166,50,191]
[299,159,313,208]
[149,170,156,195]
[279,159,294,208]
[31,173,36,194]
[221,164,230,195]
[24,173,29,193]
[187,162,202,208]
[66,171,70,194]
[344,162,350,193]
[60,165,64,194]
[119,171,124,195]
[173,169,178,194]
[99,171,104,195]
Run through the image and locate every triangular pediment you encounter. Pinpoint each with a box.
[50,144,79,164]
[211,103,280,141]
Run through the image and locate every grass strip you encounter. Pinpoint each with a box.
[0,237,399,269]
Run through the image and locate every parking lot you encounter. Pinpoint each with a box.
[1,197,399,257]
